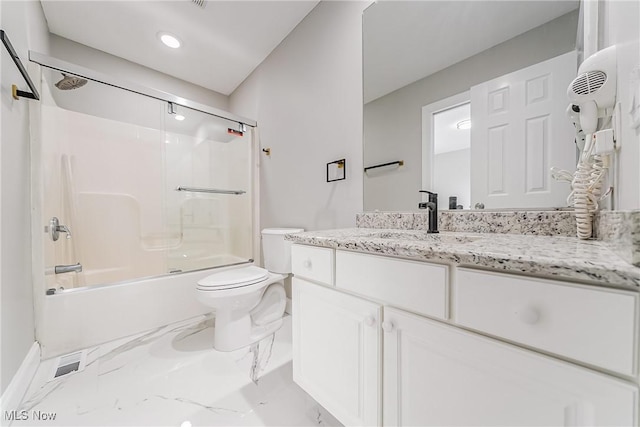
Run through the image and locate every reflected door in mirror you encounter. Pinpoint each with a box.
[470,51,577,209]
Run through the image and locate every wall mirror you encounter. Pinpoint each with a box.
[363,0,582,212]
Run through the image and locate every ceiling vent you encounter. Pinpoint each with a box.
[191,0,207,9]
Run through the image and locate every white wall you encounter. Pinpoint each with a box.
[600,0,640,210]
[434,149,471,210]
[363,11,578,212]
[49,35,229,111]
[230,1,367,232]
[0,0,49,395]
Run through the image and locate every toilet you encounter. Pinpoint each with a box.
[196,228,303,351]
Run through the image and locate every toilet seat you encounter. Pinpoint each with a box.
[197,266,270,291]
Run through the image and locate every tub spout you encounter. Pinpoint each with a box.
[54,263,82,274]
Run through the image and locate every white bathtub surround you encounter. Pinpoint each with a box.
[595,210,640,267]
[286,228,640,289]
[356,210,577,236]
[36,102,254,290]
[13,315,340,427]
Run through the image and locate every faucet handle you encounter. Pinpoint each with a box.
[58,224,72,239]
[419,190,438,202]
[47,217,72,241]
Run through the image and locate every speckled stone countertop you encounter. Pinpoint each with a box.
[286,228,640,290]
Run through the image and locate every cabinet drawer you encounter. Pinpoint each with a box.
[336,251,448,319]
[454,268,639,376]
[291,244,334,286]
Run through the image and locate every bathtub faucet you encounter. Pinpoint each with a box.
[54,263,82,274]
[47,217,72,241]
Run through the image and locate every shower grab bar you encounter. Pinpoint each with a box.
[176,186,246,195]
[1,30,40,100]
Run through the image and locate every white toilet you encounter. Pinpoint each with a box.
[196,228,303,351]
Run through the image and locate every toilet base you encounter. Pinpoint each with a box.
[212,281,287,352]
[250,317,283,345]
[213,312,284,352]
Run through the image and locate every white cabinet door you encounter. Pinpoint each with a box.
[383,307,637,427]
[470,51,577,208]
[293,278,381,426]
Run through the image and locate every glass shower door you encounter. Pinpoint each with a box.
[163,105,254,273]
[36,66,254,292]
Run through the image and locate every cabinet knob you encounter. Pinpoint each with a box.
[303,259,312,269]
[364,315,376,327]
[516,306,540,325]
[382,321,394,332]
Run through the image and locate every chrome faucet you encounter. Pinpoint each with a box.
[47,217,72,241]
[419,190,439,233]
[54,263,82,274]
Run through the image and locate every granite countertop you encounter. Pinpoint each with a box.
[286,228,640,290]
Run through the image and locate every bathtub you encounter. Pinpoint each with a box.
[52,254,249,290]
[39,260,253,359]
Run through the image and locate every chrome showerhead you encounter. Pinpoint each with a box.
[55,73,87,90]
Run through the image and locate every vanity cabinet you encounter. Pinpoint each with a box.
[383,307,636,426]
[292,277,381,426]
[291,244,639,427]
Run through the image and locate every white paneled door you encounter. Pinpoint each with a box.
[292,279,381,426]
[470,51,577,208]
[383,307,637,426]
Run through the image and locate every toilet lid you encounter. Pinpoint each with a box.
[197,266,270,290]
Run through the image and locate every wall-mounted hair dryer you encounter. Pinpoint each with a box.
[566,104,586,151]
[567,45,617,135]
[555,45,618,240]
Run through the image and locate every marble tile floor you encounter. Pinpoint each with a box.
[11,315,341,427]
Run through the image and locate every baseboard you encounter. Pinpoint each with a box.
[0,342,41,414]
[285,297,292,315]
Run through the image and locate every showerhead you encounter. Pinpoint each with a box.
[55,73,87,90]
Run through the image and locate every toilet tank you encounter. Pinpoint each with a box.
[261,228,304,274]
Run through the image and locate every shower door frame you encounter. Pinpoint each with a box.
[29,51,261,290]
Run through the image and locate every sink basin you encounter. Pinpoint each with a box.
[363,230,481,244]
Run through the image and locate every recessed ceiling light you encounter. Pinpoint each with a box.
[158,32,181,49]
[175,114,185,121]
[456,119,471,130]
